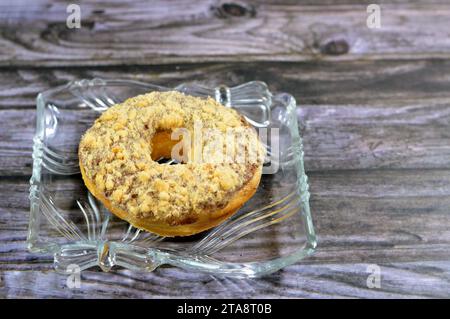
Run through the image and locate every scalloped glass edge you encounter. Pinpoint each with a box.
[28,79,317,278]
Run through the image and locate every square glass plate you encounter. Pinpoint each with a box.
[28,79,316,278]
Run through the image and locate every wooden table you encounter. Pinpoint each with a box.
[1,0,450,298]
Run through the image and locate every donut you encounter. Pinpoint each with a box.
[78,91,265,237]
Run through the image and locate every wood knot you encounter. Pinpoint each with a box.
[213,2,256,18]
[320,39,349,56]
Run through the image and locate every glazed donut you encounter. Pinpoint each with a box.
[79,91,265,237]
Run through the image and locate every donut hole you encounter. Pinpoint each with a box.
[150,130,186,164]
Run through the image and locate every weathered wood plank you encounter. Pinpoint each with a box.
[2,260,450,298]
[0,110,35,176]
[2,1,450,66]
[1,170,450,298]
[0,0,448,301]
[2,170,450,269]
[2,60,450,175]
[310,170,450,264]
[2,98,449,175]
[3,60,450,109]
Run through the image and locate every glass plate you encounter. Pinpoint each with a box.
[28,79,316,278]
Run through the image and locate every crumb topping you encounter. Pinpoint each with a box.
[79,91,265,225]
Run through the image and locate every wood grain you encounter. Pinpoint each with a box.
[2,260,450,298]
[1,0,450,299]
[2,101,449,174]
[3,60,450,109]
[1,60,450,176]
[3,170,450,265]
[1,1,450,66]
[1,169,450,298]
